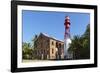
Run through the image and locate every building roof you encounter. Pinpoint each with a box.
[39,33,64,43]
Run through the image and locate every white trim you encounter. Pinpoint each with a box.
[17,5,94,68]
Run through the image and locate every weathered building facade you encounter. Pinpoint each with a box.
[34,33,64,60]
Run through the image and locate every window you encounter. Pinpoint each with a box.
[52,48,54,54]
[59,43,61,48]
[52,41,54,45]
[56,42,58,48]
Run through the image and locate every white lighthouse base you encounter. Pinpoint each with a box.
[64,38,72,59]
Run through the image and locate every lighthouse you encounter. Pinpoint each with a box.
[64,16,72,59]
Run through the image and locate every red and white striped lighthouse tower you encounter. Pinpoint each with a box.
[64,16,70,39]
[64,16,71,59]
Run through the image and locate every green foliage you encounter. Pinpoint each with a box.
[31,34,38,49]
[22,34,38,60]
[68,24,90,59]
[22,42,33,59]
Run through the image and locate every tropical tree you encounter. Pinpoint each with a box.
[68,24,90,59]
[31,35,38,49]
[22,34,39,60]
[22,42,33,59]
[31,34,38,59]
[69,35,83,59]
[80,24,90,59]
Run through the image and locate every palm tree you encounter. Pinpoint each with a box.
[80,24,90,59]
[68,35,83,59]
[68,24,90,59]
[22,42,32,59]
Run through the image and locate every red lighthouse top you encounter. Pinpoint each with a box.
[64,16,70,29]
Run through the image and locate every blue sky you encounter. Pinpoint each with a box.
[22,10,90,43]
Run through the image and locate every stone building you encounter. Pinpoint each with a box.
[34,33,64,60]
